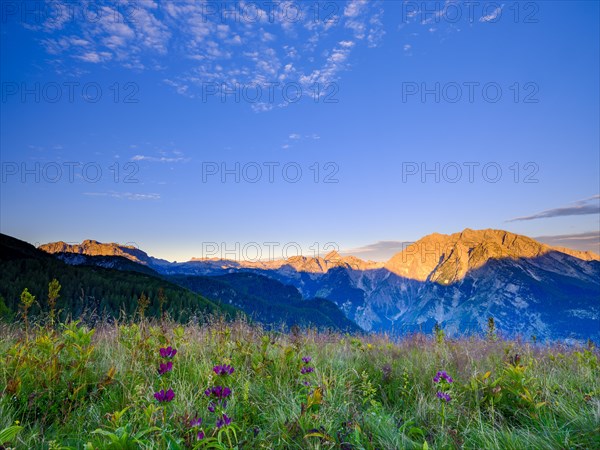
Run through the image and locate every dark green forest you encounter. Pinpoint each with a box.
[0,234,237,323]
[169,272,361,332]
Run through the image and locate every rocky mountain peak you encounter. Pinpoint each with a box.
[39,239,153,265]
[385,228,599,283]
[324,250,342,261]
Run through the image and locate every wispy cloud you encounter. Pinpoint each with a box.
[28,0,385,109]
[535,231,600,254]
[281,132,320,149]
[508,195,600,222]
[40,2,170,70]
[84,191,161,201]
[130,148,189,163]
[480,5,504,23]
[343,240,409,261]
[344,0,386,47]
[131,154,187,163]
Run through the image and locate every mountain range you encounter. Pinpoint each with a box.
[0,234,358,331]
[34,229,600,341]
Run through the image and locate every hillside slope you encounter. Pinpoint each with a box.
[0,233,236,322]
[169,272,361,332]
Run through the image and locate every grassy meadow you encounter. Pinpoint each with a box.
[1,313,599,450]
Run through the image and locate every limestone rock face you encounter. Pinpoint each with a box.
[39,240,155,266]
[279,252,384,273]
[384,229,599,283]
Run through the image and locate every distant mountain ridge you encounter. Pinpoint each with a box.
[39,239,171,268]
[52,252,160,276]
[39,229,598,278]
[37,229,600,341]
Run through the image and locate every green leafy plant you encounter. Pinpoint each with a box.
[434,322,445,345]
[486,316,497,342]
[0,424,24,446]
[4,319,108,425]
[47,279,61,327]
[19,288,35,337]
[92,407,160,449]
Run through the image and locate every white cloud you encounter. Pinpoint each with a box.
[131,154,187,163]
[344,0,385,45]
[29,0,386,109]
[163,79,193,97]
[480,6,504,23]
[84,192,161,201]
[76,51,112,63]
[298,40,356,93]
[261,30,276,42]
[282,132,321,148]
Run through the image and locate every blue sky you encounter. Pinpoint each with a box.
[1,0,599,261]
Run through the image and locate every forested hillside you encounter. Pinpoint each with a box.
[0,234,237,322]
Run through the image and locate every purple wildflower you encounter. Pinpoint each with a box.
[216,414,232,428]
[302,356,312,364]
[205,386,232,399]
[436,391,451,402]
[213,364,235,376]
[433,371,453,384]
[196,430,205,440]
[189,416,202,428]
[154,388,175,403]
[158,361,173,375]
[301,366,314,375]
[190,416,202,428]
[159,346,177,359]
[207,399,227,412]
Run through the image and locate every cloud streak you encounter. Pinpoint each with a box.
[480,6,503,23]
[534,231,600,254]
[508,195,600,222]
[343,240,409,261]
[281,132,320,149]
[84,191,160,201]
[131,155,187,163]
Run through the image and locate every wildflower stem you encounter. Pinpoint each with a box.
[441,402,446,429]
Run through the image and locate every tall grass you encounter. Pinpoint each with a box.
[1,317,599,449]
